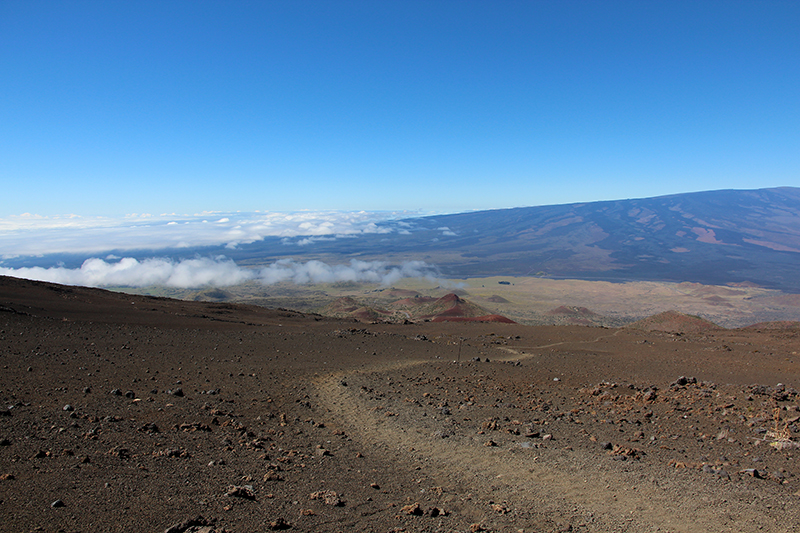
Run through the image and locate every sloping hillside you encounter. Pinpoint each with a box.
[254,187,800,291]
[318,293,515,323]
[625,310,722,334]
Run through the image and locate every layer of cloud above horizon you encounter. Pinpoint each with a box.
[0,257,441,289]
[0,210,429,259]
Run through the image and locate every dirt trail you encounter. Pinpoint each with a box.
[313,333,794,532]
[494,328,625,360]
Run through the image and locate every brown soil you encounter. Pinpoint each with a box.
[430,314,516,324]
[625,310,724,334]
[744,322,800,331]
[2,276,800,532]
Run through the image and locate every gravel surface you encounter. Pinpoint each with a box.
[1,276,800,532]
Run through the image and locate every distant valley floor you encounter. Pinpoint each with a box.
[119,275,800,329]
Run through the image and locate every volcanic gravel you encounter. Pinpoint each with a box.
[2,277,800,532]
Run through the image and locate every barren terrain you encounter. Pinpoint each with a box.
[2,275,800,532]
[131,275,800,329]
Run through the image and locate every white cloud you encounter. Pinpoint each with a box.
[256,259,439,286]
[0,257,441,289]
[0,257,251,288]
[0,210,430,257]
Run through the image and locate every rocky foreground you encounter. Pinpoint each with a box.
[1,276,800,532]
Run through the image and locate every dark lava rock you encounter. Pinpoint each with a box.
[164,515,214,533]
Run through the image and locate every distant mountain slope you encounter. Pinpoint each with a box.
[270,187,798,291]
[10,188,800,292]
[388,187,800,290]
[271,187,800,291]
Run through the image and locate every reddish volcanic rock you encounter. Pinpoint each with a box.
[437,293,462,304]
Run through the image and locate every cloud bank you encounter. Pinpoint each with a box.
[0,257,440,289]
[0,210,431,258]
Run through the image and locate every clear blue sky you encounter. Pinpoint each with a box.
[2,0,798,218]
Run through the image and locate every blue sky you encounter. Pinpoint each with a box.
[1,1,799,217]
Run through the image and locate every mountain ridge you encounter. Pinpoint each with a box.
[263,186,800,291]
[5,187,800,292]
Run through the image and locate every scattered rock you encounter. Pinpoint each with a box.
[263,471,284,482]
[139,422,160,433]
[491,502,510,514]
[153,448,190,458]
[51,499,65,508]
[106,446,130,459]
[609,444,644,460]
[268,517,291,530]
[310,490,344,506]
[740,468,766,479]
[163,515,215,533]
[672,376,697,388]
[178,422,211,432]
[315,445,331,457]
[702,464,730,479]
[400,502,423,515]
[225,485,255,500]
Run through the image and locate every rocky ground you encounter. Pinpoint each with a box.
[2,276,800,532]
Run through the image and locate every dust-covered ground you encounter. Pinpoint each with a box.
[127,275,800,329]
[2,276,800,532]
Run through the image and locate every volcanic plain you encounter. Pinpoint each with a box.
[2,275,800,532]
